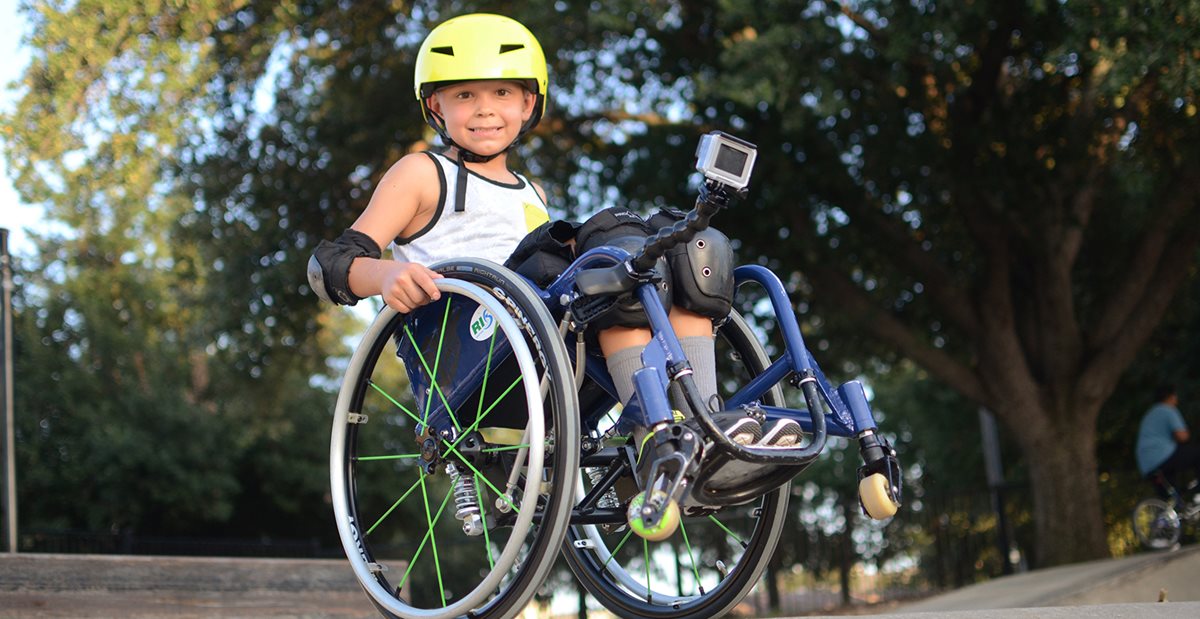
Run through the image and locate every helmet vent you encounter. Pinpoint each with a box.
[431,46,454,56]
[499,44,525,54]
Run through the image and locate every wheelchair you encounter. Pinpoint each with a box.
[328,134,903,619]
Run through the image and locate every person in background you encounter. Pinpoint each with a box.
[1135,385,1199,497]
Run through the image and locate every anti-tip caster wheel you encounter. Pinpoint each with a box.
[860,473,899,520]
[627,489,680,541]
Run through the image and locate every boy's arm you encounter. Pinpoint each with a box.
[532,181,548,206]
[344,153,444,313]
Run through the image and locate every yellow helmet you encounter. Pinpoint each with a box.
[414,14,548,139]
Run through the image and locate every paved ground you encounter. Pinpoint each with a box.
[1,545,1198,617]
[896,544,1200,611]
[801,544,1200,619]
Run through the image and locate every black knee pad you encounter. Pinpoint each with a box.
[505,220,578,288]
[576,207,653,250]
[576,208,672,330]
[648,208,735,319]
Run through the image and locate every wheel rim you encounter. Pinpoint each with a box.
[330,279,548,618]
[572,479,786,614]
[567,312,790,617]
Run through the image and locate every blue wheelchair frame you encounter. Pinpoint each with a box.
[537,244,881,449]
[398,208,897,511]
[401,245,884,456]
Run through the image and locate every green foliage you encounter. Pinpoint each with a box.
[3,0,361,539]
[10,255,240,531]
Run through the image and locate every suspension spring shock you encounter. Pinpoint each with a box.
[446,463,484,536]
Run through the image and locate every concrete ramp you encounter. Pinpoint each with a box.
[796,545,1200,619]
[897,545,1200,612]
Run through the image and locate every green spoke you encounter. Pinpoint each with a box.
[603,528,636,570]
[441,439,520,514]
[481,444,531,453]
[396,473,456,592]
[355,453,422,461]
[366,474,425,536]
[403,324,459,430]
[368,381,423,426]
[439,374,526,457]
[424,472,448,602]
[428,296,456,429]
[366,372,527,509]
[475,471,496,570]
[707,514,746,547]
[474,325,499,428]
[644,538,652,603]
[678,520,703,593]
[461,374,525,436]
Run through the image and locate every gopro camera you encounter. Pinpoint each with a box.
[695,131,757,190]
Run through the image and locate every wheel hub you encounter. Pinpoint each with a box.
[416,427,446,474]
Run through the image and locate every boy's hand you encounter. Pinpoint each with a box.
[380,262,443,313]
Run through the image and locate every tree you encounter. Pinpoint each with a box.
[561,0,1200,566]
[469,0,1200,568]
[2,0,354,541]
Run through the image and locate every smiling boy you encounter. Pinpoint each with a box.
[308,13,800,448]
[308,14,550,313]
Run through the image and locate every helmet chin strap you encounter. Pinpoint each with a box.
[429,110,514,213]
[447,141,514,212]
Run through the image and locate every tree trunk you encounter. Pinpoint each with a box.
[1016,416,1108,567]
[839,496,854,606]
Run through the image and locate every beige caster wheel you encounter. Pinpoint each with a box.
[860,473,899,520]
[628,490,680,541]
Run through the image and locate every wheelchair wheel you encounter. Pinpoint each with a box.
[564,312,789,618]
[330,259,579,619]
[1132,498,1181,550]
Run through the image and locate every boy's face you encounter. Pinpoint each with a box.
[428,80,537,156]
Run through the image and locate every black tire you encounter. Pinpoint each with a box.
[564,312,789,618]
[330,259,579,618]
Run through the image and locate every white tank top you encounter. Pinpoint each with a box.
[390,152,550,266]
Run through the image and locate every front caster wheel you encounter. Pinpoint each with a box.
[628,490,680,542]
[860,473,899,520]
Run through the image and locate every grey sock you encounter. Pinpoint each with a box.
[676,335,719,413]
[605,344,645,405]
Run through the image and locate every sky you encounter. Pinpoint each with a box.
[0,0,35,257]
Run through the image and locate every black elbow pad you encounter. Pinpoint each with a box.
[308,229,382,305]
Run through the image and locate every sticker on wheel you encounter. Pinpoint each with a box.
[469,305,497,341]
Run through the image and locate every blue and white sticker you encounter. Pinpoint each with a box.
[469,305,497,341]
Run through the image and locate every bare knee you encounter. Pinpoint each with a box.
[598,307,712,357]
[670,306,714,338]
[598,326,652,357]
